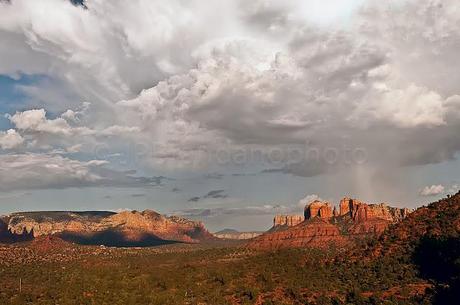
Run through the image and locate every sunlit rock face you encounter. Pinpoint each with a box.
[304,200,333,220]
[4,210,214,246]
[273,215,304,227]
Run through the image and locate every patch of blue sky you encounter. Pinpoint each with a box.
[0,73,51,129]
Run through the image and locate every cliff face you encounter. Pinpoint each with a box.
[4,210,213,246]
[273,215,303,227]
[248,197,410,250]
[304,200,333,219]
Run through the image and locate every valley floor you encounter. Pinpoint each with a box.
[0,241,432,305]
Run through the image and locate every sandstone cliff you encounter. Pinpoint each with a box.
[273,215,303,228]
[3,210,213,246]
[304,200,333,219]
[248,197,410,250]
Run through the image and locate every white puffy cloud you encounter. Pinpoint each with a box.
[8,109,75,135]
[297,194,322,208]
[0,129,24,149]
[6,103,139,149]
[419,184,445,197]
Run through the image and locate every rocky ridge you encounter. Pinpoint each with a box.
[1,210,214,246]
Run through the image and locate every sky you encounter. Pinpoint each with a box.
[0,0,459,232]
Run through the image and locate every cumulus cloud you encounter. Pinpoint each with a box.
[0,0,460,198]
[297,194,322,208]
[0,129,24,149]
[419,185,445,197]
[8,109,78,135]
[0,0,241,105]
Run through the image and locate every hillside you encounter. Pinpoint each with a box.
[367,191,460,257]
[360,191,460,304]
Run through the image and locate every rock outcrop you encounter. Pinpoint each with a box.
[248,196,411,250]
[250,218,349,249]
[273,215,303,227]
[304,200,333,219]
[3,210,214,246]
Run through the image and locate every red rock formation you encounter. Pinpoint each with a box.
[304,200,333,219]
[248,218,349,250]
[339,198,362,216]
[4,210,214,246]
[273,215,303,227]
[248,196,411,250]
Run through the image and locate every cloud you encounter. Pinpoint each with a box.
[187,189,229,202]
[0,129,24,149]
[8,109,77,135]
[297,194,322,208]
[0,0,240,105]
[447,184,459,194]
[204,173,225,180]
[174,204,294,218]
[0,153,171,191]
[419,185,445,197]
[204,189,227,199]
[1,0,460,201]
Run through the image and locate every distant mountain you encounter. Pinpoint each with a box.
[215,228,239,234]
[247,197,411,250]
[214,228,262,240]
[0,210,214,247]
